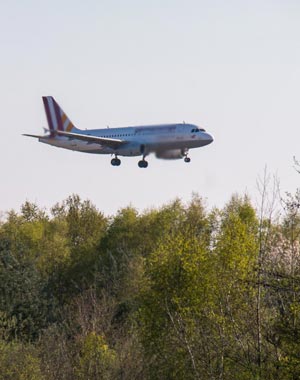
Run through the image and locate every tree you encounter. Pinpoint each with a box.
[0,340,44,380]
[75,332,117,380]
[265,190,300,379]
[49,195,107,300]
[211,195,260,379]
[0,241,55,341]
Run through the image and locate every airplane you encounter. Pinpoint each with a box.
[23,96,214,168]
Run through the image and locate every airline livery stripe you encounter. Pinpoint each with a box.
[61,113,67,124]
[54,99,63,131]
[63,118,70,130]
[64,120,69,130]
[48,98,58,130]
[43,97,54,131]
[66,122,74,132]
[63,118,73,131]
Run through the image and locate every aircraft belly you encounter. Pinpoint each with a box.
[148,139,190,151]
[148,138,209,152]
[116,144,141,157]
[39,135,211,156]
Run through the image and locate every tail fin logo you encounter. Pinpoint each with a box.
[42,96,76,136]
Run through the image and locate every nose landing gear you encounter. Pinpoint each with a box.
[182,149,191,163]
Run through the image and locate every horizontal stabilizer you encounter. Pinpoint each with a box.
[22,133,44,139]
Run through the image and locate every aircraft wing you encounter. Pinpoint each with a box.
[55,130,126,149]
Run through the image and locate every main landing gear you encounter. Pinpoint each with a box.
[138,145,149,168]
[111,155,149,168]
[184,156,191,163]
[111,156,121,166]
[138,158,148,168]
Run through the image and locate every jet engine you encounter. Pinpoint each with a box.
[155,149,186,160]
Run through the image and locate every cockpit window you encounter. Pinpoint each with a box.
[191,128,206,133]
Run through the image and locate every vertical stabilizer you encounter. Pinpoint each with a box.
[42,96,78,136]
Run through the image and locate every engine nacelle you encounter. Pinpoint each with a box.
[155,149,185,160]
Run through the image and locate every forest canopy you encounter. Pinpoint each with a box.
[1,191,300,380]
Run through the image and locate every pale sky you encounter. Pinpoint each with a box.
[1,0,300,215]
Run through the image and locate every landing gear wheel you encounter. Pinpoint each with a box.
[184,157,191,163]
[138,160,148,168]
[111,158,121,166]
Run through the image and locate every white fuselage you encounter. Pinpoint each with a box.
[39,123,213,158]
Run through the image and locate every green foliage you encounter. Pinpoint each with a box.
[0,340,44,380]
[0,244,56,341]
[48,195,107,300]
[75,332,117,380]
[138,232,210,379]
[1,192,300,379]
[99,206,140,282]
[136,196,262,380]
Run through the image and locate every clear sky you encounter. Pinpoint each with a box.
[1,0,300,215]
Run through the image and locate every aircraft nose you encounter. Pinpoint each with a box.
[204,132,214,144]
